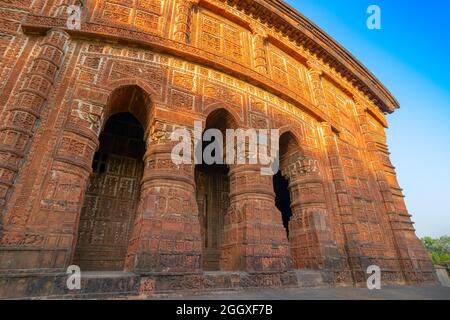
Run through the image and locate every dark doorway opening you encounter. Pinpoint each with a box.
[73,112,145,271]
[194,108,236,271]
[273,171,292,236]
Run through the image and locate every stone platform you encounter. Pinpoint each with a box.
[0,271,301,299]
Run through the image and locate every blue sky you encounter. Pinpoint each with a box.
[285,0,450,237]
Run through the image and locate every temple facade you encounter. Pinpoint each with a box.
[0,0,435,298]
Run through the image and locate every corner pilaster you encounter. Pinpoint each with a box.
[173,0,200,44]
[250,25,269,75]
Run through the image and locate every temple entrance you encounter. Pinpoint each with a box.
[273,171,292,236]
[73,112,145,271]
[273,132,299,238]
[195,108,236,271]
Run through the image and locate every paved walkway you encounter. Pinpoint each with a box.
[153,285,450,300]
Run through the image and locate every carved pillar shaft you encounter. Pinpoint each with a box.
[252,31,269,75]
[221,164,293,273]
[0,29,70,228]
[282,156,341,274]
[125,122,202,274]
[307,63,327,114]
[173,0,198,43]
[0,90,104,271]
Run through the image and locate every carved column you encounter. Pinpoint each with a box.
[251,26,269,75]
[173,0,199,44]
[125,121,202,274]
[355,100,435,284]
[307,61,327,115]
[0,29,70,232]
[220,163,293,276]
[0,91,104,273]
[281,156,342,274]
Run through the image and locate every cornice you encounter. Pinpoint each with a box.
[219,0,399,114]
[19,1,397,125]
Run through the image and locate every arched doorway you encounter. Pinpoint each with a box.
[73,85,150,271]
[273,171,292,236]
[195,108,236,271]
[273,132,299,239]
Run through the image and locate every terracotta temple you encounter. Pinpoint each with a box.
[0,0,435,298]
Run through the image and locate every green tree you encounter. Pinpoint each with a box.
[421,236,450,264]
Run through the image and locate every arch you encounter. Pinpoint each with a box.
[73,111,146,271]
[68,83,152,272]
[278,126,303,149]
[273,131,302,236]
[104,84,153,134]
[275,129,334,270]
[279,131,302,161]
[107,78,160,101]
[278,126,320,166]
[203,104,242,129]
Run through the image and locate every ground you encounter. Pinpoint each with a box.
[149,285,450,300]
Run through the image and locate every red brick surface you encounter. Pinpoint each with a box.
[0,0,435,298]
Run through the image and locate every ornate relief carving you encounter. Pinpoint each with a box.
[307,61,326,112]
[197,9,249,65]
[249,96,267,115]
[66,101,104,135]
[202,81,244,117]
[1,232,45,246]
[109,60,165,95]
[93,0,166,34]
[170,89,194,111]
[250,25,269,75]
[40,169,85,213]
[281,156,320,180]
[0,1,431,288]
[0,29,70,212]
[268,44,312,103]
[172,70,196,91]
[148,121,188,144]
[173,0,199,43]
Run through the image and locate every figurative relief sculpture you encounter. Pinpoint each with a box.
[0,0,435,298]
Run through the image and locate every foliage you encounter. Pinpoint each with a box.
[421,236,450,265]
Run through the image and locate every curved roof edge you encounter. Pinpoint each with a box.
[227,0,399,113]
